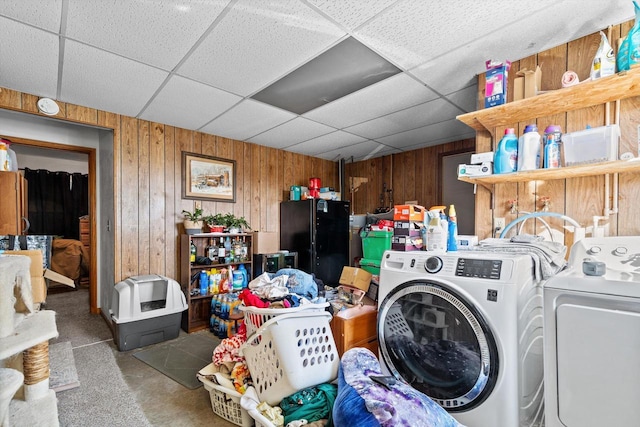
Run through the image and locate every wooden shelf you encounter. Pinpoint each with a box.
[457,67,640,134]
[458,159,640,187]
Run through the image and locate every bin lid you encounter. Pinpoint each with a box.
[360,229,393,238]
[359,258,382,267]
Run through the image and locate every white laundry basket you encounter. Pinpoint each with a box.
[239,302,329,337]
[240,311,339,406]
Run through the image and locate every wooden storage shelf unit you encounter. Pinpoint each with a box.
[456,67,640,136]
[457,67,640,189]
[180,232,253,333]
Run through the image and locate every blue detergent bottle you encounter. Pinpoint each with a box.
[494,128,518,174]
[238,264,249,289]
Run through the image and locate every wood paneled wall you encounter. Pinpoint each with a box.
[0,87,338,283]
[475,21,640,240]
[345,138,475,214]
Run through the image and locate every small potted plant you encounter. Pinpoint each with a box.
[223,213,251,233]
[204,213,226,233]
[181,207,204,235]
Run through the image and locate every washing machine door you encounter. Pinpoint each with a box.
[378,280,499,412]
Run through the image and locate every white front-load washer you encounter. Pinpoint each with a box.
[378,250,544,427]
[544,236,640,427]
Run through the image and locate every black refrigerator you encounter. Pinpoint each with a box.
[280,199,350,286]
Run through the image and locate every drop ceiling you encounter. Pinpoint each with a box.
[0,0,634,161]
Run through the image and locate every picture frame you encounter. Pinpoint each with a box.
[182,151,236,202]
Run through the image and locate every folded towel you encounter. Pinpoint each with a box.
[476,237,567,281]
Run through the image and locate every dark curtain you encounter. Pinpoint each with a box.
[24,168,88,239]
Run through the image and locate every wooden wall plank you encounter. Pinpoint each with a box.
[0,87,22,109]
[149,122,166,275]
[120,116,139,278]
[138,120,151,275]
[163,125,177,280]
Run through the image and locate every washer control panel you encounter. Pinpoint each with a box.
[455,258,502,279]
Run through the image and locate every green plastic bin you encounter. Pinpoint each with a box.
[360,229,392,261]
[359,258,381,276]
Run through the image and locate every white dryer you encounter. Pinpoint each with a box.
[544,236,640,426]
[378,250,544,427]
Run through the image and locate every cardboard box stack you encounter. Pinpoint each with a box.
[392,204,425,251]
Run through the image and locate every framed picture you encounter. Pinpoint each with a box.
[182,151,236,202]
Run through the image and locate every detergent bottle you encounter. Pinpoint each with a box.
[447,205,458,252]
[426,206,447,252]
[494,128,518,174]
[517,124,541,171]
[237,264,249,289]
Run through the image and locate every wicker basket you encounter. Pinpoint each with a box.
[239,302,329,337]
[240,311,339,406]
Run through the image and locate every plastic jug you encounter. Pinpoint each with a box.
[237,264,249,289]
[517,124,541,171]
[543,125,562,168]
[426,206,447,252]
[494,128,518,174]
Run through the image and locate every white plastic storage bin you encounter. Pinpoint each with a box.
[240,311,339,406]
[239,302,329,337]
[110,274,187,351]
[198,364,254,427]
[561,124,620,166]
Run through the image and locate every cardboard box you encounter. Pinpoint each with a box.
[393,220,423,236]
[339,266,372,292]
[391,235,423,251]
[253,231,280,254]
[0,249,75,303]
[319,191,340,200]
[393,204,425,221]
[513,66,542,101]
[470,151,494,164]
[484,60,511,108]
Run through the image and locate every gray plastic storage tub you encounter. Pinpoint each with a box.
[110,274,187,351]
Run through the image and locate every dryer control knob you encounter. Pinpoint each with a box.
[587,246,602,255]
[614,247,628,256]
[424,256,443,273]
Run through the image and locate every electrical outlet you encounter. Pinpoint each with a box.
[494,217,506,231]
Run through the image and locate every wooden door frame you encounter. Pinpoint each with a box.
[9,136,98,314]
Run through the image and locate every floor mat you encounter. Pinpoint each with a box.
[49,341,80,392]
[132,333,219,389]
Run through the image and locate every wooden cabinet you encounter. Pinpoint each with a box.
[330,306,378,357]
[180,232,253,333]
[0,171,28,235]
[456,67,640,187]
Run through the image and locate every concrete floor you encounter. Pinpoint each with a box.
[114,330,239,427]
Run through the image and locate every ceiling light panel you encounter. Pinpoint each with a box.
[303,73,438,129]
[139,75,241,130]
[252,37,401,114]
[248,117,335,149]
[65,0,230,70]
[0,0,62,32]
[200,99,296,141]
[0,18,59,98]
[61,40,169,118]
[178,0,345,96]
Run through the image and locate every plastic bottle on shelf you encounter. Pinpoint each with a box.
[517,124,541,171]
[493,128,518,174]
[190,240,197,264]
[543,125,562,168]
[238,264,249,289]
[224,237,232,263]
[447,205,458,252]
[199,271,208,295]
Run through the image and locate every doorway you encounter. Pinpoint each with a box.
[439,151,475,235]
[10,137,98,312]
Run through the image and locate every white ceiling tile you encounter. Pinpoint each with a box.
[307,0,398,30]
[140,75,242,130]
[177,0,345,96]
[345,98,464,139]
[65,0,230,70]
[249,117,336,149]
[0,18,58,98]
[200,99,296,141]
[303,73,438,128]
[444,84,479,114]
[356,0,558,69]
[286,130,367,156]
[377,119,473,149]
[61,40,169,117]
[314,140,389,161]
[0,0,62,32]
